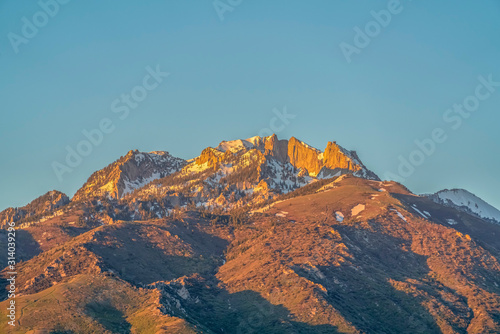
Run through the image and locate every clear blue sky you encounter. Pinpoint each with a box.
[1,0,499,211]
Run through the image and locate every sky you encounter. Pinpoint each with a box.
[1,0,499,211]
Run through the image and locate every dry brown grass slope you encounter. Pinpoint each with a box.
[1,176,500,333]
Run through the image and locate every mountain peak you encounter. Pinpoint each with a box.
[426,188,500,224]
[72,150,186,201]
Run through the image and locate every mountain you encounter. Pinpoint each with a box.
[130,135,379,215]
[425,189,500,225]
[1,135,376,225]
[2,175,500,333]
[73,150,186,201]
[0,190,69,229]
[2,135,500,333]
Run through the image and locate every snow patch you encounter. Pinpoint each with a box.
[351,204,365,216]
[335,211,344,222]
[390,209,407,222]
[134,153,145,163]
[122,172,162,196]
[411,205,430,219]
[216,139,255,153]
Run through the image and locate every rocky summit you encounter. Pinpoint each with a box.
[1,135,500,333]
[72,150,187,201]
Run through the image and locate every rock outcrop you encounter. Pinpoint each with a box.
[323,141,360,171]
[194,147,231,169]
[196,135,378,179]
[286,137,323,176]
[0,190,69,227]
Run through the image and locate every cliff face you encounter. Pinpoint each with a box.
[263,136,368,177]
[263,136,367,177]
[323,141,361,172]
[73,150,186,201]
[263,134,288,163]
[286,137,323,176]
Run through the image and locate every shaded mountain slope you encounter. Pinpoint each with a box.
[0,274,199,333]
